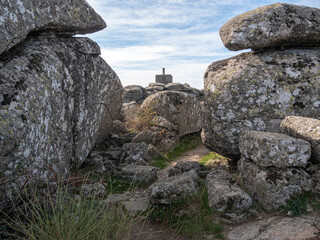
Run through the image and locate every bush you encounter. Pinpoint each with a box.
[1,181,140,240]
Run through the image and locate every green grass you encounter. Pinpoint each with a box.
[1,182,141,240]
[149,180,225,239]
[151,133,202,170]
[199,152,229,165]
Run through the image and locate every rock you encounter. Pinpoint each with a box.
[183,83,191,88]
[220,3,320,51]
[165,83,185,91]
[110,120,127,135]
[202,48,320,159]
[221,213,248,224]
[149,83,165,88]
[121,143,151,166]
[122,101,139,120]
[151,116,178,131]
[148,144,161,159]
[0,0,106,55]
[124,196,150,215]
[145,85,165,92]
[131,130,157,145]
[118,165,158,185]
[228,215,320,240]
[206,168,252,212]
[0,34,123,184]
[105,193,130,204]
[281,116,320,162]
[237,157,314,211]
[149,170,199,205]
[123,85,145,104]
[239,131,311,168]
[140,91,202,137]
[85,155,106,173]
[81,183,106,198]
[169,161,206,177]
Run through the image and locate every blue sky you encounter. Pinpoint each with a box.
[86,0,320,89]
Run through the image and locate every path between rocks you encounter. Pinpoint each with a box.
[157,144,210,181]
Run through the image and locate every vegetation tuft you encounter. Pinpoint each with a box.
[150,179,225,239]
[151,133,202,170]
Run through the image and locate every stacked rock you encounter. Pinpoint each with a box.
[202,3,320,159]
[237,130,313,210]
[123,82,203,104]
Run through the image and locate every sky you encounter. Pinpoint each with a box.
[85,0,320,89]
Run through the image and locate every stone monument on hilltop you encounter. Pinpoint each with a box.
[155,68,173,84]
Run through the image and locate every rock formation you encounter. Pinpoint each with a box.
[0,0,123,208]
[203,3,320,159]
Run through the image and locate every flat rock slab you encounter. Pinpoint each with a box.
[206,168,252,212]
[227,215,320,240]
[0,0,106,55]
[281,116,320,162]
[238,157,314,211]
[220,3,320,51]
[149,169,199,205]
[239,131,311,168]
[202,48,320,159]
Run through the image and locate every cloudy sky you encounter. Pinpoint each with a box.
[86,0,320,89]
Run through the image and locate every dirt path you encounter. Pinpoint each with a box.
[157,144,210,181]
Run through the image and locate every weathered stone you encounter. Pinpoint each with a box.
[239,131,311,168]
[149,170,199,205]
[220,3,320,51]
[118,165,158,185]
[110,120,127,135]
[0,0,106,55]
[202,49,320,159]
[145,86,165,92]
[221,213,248,224]
[148,144,161,159]
[123,85,145,103]
[140,91,202,137]
[149,83,165,88]
[228,215,320,240]
[0,34,123,184]
[169,161,206,177]
[121,142,151,166]
[105,193,130,204]
[281,116,320,162]
[151,116,178,131]
[165,83,185,91]
[124,196,150,215]
[122,101,139,121]
[237,157,314,211]
[206,168,252,212]
[81,183,106,198]
[131,130,157,145]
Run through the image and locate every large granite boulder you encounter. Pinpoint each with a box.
[238,157,314,211]
[0,34,123,187]
[281,116,320,162]
[0,0,106,55]
[220,3,320,51]
[139,91,202,137]
[202,49,320,159]
[206,168,252,212]
[239,131,311,168]
[123,85,145,104]
[121,143,151,166]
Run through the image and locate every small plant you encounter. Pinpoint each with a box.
[280,195,308,217]
[1,180,140,240]
[151,133,202,170]
[199,152,229,166]
[150,180,225,239]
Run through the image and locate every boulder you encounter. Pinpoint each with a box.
[118,165,158,185]
[169,161,206,177]
[165,83,185,91]
[140,91,202,137]
[121,143,151,166]
[239,131,311,168]
[123,85,145,103]
[202,49,320,159]
[220,3,320,51]
[0,0,106,55]
[149,169,199,205]
[81,183,106,198]
[151,116,178,131]
[237,157,314,211]
[206,168,252,212]
[110,120,127,135]
[0,34,123,183]
[281,116,320,162]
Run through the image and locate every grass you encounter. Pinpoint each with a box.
[150,179,225,239]
[199,152,229,165]
[151,133,202,170]
[1,181,143,240]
